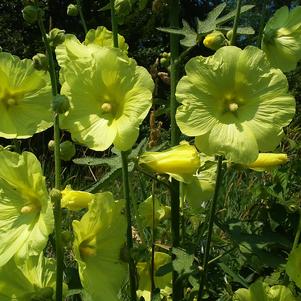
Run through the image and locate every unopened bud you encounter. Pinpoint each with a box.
[226,30,233,40]
[52,94,70,114]
[203,31,228,51]
[67,4,78,16]
[48,140,55,152]
[47,28,65,48]
[60,141,76,161]
[32,53,48,71]
[22,5,40,24]
[49,188,62,203]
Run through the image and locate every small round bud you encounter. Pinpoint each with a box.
[32,53,48,71]
[60,141,76,161]
[49,188,62,202]
[48,140,55,152]
[226,30,233,40]
[52,94,70,114]
[22,5,39,24]
[47,28,65,48]
[67,4,78,16]
[203,31,228,51]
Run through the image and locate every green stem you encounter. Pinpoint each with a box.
[256,0,267,48]
[168,0,181,299]
[150,180,156,299]
[197,156,223,301]
[76,0,88,34]
[37,11,63,301]
[121,152,137,301]
[292,208,301,250]
[230,0,242,46]
[110,0,119,47]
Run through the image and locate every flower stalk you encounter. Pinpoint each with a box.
[36,6,63,301]
[230,0,242,46]
[293,208,301,251]
[76,0,88,34]
[168,0,181,298]
[256,0,267,48]
[197,156,223,301]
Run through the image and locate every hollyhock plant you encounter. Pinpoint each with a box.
[0,150,54,267]
[72,192,127,301]
[244,153,288,171]
[0,52,53,138]
[176,46,295,164]
[59,47,154,151]
[262,6,301,72]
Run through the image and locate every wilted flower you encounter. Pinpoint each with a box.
[138,142,200,182]
[138,195,170,227]
[0,150,54,267]
[0,52,53,138]
[262,6,301,72]
[203,31,228,51]
[244,153,288,171]
[137,252,172,301]
[176,46,295,164]
[72,192,127,301]
[61,185,94,210]
[59,47,154,151]
[182,157,216,212]
[0,254,60,300]
[233,279,298,301]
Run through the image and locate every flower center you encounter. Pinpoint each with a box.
[222,94,242,115]
[228,102,239,112]
[80,236,97,260]
[0,89,23,108]
[100,102,113,113]
[20,203,40,214]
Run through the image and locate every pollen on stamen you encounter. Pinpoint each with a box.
[101,102,113,113]
[228,102,239,112]
[21,204,38,214]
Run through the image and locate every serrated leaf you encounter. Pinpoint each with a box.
[218,263,249,288]
[215,5,255,26]
[172,248,194,276]
[157,19,198,47]
[197,3,226,34]
[219,26,255,35]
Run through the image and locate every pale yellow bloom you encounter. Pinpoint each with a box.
[245,153,288,171]
[61,185,94,210]
[139,142,200,183]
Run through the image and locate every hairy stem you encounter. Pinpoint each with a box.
[37,11,63,301]
[121,152,137,301]
[230,0,242,46]
[256,0,267,48]
[150,180,156,299]
[110,0,119,47]
[197,156,223,301]
[76,0,88,34]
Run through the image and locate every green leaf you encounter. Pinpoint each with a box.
[172,248,194,276]
[157,19,198,47]
[197,3,226,34]
[155,262,173,277]
[219,26,255,35]
[218,262,249,288]
[215,5,255,26]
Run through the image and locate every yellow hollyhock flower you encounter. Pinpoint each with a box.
[137,252,172,301]
[72,192,127,301]
[61,185,94,210]
[176,46,295,164]
[203,31,228,51]
[55,26,128,71]
[59,47,154,151]
[244,153,288,171]
[0,254,61,301]
[0,52,53,138]
[262,6,301,72]
[0,150,54,267]
[138,142,200,183]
